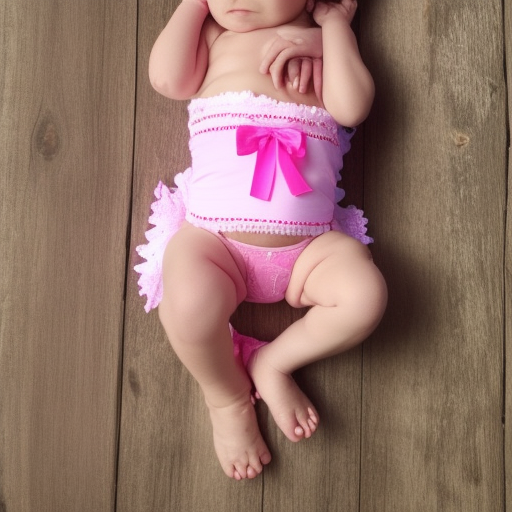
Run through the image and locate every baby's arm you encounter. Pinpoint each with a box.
[148,0,219,99]
[314,0,374,126]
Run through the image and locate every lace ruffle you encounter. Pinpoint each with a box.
[134,180,187,312]
[188,91,352,150]
[332,204,373,245]
[185,212,331,237]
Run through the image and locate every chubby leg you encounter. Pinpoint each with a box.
[248,231,387,442]
[158,223,271,480]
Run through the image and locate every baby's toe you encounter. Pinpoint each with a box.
[296,410,317,438]
[233,462,248,480]
[246,466,259,479]
[294,425,305,438]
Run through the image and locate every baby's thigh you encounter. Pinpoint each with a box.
[286,231,378,308]
[161,226,247,318]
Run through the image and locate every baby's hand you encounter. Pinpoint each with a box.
[284,57,323,96]
[313,0,357,26]
[260,27,323,94]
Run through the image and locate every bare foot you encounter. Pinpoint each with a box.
[247,350,319,442]
[207,393,272,480]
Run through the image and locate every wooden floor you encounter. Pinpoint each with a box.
[1,0,510,510]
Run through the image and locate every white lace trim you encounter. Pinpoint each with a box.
[186,211,331,237]
[188,91,348,147]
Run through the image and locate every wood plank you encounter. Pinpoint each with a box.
[0,1,136,510]
[117,1,263,509]
[119,1,363,510]
[359,1,506,511]
[505,0,512,508]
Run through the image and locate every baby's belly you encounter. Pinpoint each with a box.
[222,231,311,247]
[196,73,321,108]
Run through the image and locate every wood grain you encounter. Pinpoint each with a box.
[505,0,512,509]
[0,0,136,511]
[359,1,507,510]
[1,0,509,510]
[117,1,262,510]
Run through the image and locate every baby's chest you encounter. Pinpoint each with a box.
[213,30,278,66]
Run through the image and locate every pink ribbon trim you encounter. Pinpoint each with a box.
[236,125,311,201]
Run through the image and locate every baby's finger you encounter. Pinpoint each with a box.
[259,36,294,74]
[286,58,301,89]
[298,58,313,93]
[268,49,301,89]
[312,58,323,104]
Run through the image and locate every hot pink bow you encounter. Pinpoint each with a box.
[236,125,311,201]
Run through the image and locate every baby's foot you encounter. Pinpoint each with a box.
[207,393,272,480]
[247,351,319,442]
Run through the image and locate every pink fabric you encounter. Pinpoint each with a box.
[186,92,347,236]
[236,125,311,200]
[134,92,373,313]
[134,181,186,312]
[231,325,268,369]
[218,236,313,303]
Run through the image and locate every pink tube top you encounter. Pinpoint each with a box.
[184,91,354,236]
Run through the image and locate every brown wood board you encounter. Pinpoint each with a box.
[0,0,136,510]
[505,0,512,509]
[0,0,510,511]
[359,1,507,510]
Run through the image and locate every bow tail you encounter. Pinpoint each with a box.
[278,143,312,197]
[249,140,276,201]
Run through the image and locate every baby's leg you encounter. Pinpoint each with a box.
[248,231,387,441]
[158,223,271,480]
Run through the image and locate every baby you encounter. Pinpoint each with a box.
[135,0,387,481]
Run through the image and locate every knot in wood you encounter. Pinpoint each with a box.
[35,112,60,160]
[452,132,470,148]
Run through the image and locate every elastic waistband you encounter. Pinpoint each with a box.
[219,234,313,253]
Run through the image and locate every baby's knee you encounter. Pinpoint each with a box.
[346,262,387,328]
[161,283,230,329]
[159,267,245,348]
[159,286,204,325]
[365,267,387,321]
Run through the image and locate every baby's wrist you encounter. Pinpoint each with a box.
[317,13,353,31]
[314,3,355,28]
[182,0,209,14]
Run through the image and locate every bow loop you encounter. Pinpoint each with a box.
[236,125,311,201]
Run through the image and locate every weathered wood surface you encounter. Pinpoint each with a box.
[360,1,507,511]
[0,0,136,511]
[1,0,510,511]
[505,0,512,510]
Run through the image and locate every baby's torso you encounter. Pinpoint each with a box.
[196,25,321,109]
[183,92,353,245]
[189,22,340,246]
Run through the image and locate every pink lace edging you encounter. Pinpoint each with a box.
[134,181,186,312]
[333,204,373,245]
